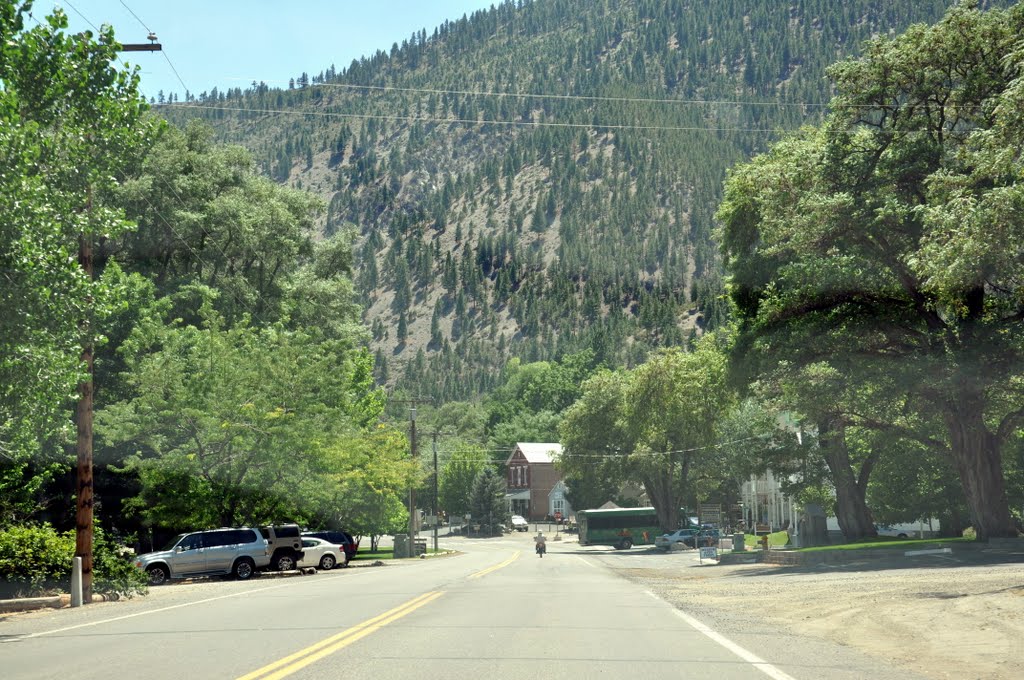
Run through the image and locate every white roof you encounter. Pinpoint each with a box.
[509,442,562,464]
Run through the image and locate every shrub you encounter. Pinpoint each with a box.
[0,523,75,598]
[0,523,147,600]
[92,526,148,599]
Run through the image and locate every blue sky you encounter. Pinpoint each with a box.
[48,1,497,100]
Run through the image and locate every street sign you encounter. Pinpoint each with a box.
[699,546,718,560]
[699,503,722,525]
[554,511,563,521]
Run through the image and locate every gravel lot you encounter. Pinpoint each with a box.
[589,544,1024,680]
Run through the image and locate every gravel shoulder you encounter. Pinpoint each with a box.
[601,546,1024,680]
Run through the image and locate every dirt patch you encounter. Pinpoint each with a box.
[623,560,1024,680]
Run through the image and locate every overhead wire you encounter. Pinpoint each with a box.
[300,80,832,110]
[169,102,792,135]
[117,0,151,33]
[432,434,776,460]
[116,0,190,96]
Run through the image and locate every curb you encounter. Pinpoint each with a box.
[753,540,1020,567]
[0,592,120,614]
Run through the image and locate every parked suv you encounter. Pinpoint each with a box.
[260,524,305,571]
[302,530,359,560]
[134,528,270,585]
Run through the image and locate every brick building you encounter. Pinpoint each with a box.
[505,442,563,521]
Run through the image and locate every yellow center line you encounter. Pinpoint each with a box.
[237,590,444,680]
[468,550,521,579]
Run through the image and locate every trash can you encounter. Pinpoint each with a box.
[413,539,427,556]
[732,533,745,552]
[393,534,409,558]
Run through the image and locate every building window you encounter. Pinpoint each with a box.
[553,498,564,515]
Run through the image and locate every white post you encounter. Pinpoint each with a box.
[71,556,83,607]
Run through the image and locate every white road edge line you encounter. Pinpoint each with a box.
[10,570,370,641]
[645,590,798,680]
[574,555,596,568]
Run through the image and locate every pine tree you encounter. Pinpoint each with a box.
[469,468,506,536]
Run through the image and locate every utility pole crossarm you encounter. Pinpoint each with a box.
[120,43,162,51]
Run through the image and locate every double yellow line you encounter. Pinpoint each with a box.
[237,591,444,680]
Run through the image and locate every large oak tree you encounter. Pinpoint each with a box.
[717,2,1024,539]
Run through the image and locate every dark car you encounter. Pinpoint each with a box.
[302,530,359,560]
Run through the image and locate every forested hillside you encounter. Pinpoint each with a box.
[163,0,987,401]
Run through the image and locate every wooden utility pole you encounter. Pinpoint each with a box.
[74,228,94,603]
[69,36,166,603]
[391,396,431,556]
[408,406,418,553]
[432,431,438,553]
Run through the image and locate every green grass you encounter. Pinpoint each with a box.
[741,531,791,549]
[350,547,449,561]
[351,548,394,561]
[797,536,973,553]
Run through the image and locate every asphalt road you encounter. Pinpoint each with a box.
[1,531,923,680]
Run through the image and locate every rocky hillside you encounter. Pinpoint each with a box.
[162,0,987,401]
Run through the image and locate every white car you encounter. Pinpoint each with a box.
[510,515,529,532]
[298,537,348,570]
[875,525,914,539]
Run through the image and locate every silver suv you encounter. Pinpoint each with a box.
[134,528,270,585]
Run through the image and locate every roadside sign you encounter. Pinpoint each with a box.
[699,546,718,561]
[699,503,722,525]
[554,511,563,521]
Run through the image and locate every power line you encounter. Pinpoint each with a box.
[316,80,830,110]
[434,434,776,460]
[161,51,189,95]
[118,0,151,33]
[60,0,99,33]
[117,0,189,96]
[221,75,838,111]
[167,103,790,134]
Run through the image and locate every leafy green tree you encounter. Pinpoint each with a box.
[311,424,417,552]
[488,411,562,454]
[561,339,734,531]
[98,300,383,528]
[114,121,321,326]
[439,444,490,520]
[0,4,153,516]
[717,2,1024,539]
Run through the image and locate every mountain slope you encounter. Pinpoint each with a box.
[162,0,995,401]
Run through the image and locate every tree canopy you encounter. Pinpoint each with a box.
[717,2,1024,539]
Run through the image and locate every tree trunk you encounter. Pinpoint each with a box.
[818,419,876,541]
[943,397,1013,540]
[643,469,678,532]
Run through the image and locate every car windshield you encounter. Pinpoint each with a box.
[5,5,1018,680]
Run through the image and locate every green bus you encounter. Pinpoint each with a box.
[578,507,662,550]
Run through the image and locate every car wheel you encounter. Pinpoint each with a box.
[233,558,255,580]
[319,554,336,570]
[621,538,633,549]
[898,533,908,539]
[147,565,169,585]
[274,554,296,571]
